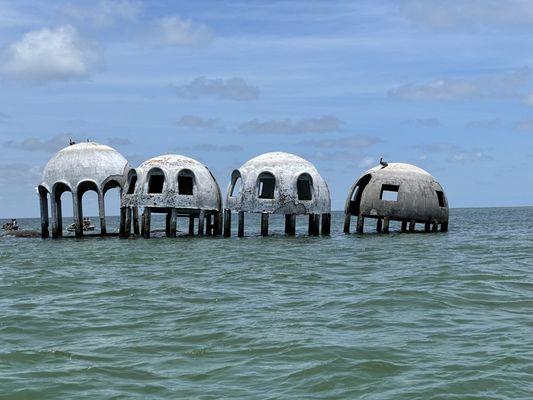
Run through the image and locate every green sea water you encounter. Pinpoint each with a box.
[1,208,532,399]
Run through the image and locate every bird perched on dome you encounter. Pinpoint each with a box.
[379,157,388,168]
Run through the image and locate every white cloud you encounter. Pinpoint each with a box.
[465,119,501,129]
[61,0,142,28]
[402,0,533,29]
[173,77,259,101]
[1,25,102,83]
[177,115,219,129]
[389,68,529,101]
[147,16,213,46]
[239,115,343,135]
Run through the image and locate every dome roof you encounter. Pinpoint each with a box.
[121,154,222,211]
[40,142,129,193]
[226,151,331,214]
[345,162,448,223]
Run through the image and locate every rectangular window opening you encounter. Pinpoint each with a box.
[178,176,194,195]
[297,179,312,200]
[148,175,164,194]
[258,178,275,199]
[380,184,399,201]
[436,190,446,207]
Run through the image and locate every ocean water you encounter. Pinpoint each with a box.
[1,208,532,399]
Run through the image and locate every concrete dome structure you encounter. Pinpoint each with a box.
[344,162,449,234]
[37,142,129,238]
[120,155,222,238]
[224,152,331,236]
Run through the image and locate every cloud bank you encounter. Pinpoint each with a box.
[239,115,343,135]
[173,77,260,101]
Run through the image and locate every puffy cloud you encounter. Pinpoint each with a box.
[61,0,142,28]
[402,0,533,29]
[146,16,213,46]
[177,115,219,129]
[173,77,259,101]
[389,68,529,101]
[0,25,102,84]
[239,115,343,135]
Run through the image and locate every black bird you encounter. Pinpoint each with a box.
[380,157,388,168]
[69,138,76,145]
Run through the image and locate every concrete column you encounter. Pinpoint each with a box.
[73,192,83,238]
[56,197,63,238]
[133,207,140,235]
[198,210,205,236]
[441,222,449,232]
[39,192,49,239]
[223,209,231,237]
[432,222,439,232]
[98,192,106,236]
[119,207,126,237]
[213,212,222,236]
[312,214,320,236]
[383,217,390,234]
[321,213,331,236]
[125,207,132,237]
[50,195,59,239]
[205,214,212,236]
[356,214,364,234]
[285,214,296,236]
[308,214,315,235]
[165,212,171,237]
[401,221,408,232]
[409,220,416,232]
[261,213,269,236]
[425,222,431,232]
[188,215,195,235]
[238,211,245,237]
[343,213,351,233]
[142,208,151,238]
[376,218,383,233]
[169,208,177,237]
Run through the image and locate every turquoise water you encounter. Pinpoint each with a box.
[1,208,532,399]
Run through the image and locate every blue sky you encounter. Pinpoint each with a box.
[1,0,533,217]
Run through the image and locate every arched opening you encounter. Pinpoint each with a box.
[147,168,165,194]
[38,185,50,238]
[52,182,73,236]
[229,170,242,197]
[257,172,275,199]
[178,169,194,195]
[126,169,137,195]
[349,174,371,215]
[436,190,446,207]
[77,181,100,233]
[103,179,122,233]
[297,173,313,200]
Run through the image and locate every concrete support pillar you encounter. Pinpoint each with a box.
[142,208,151,238]
[124,207,132,237]
[401,221,408,232]
[98,193,106,236]
[39,192,49,239]
[188,215,195,235]
[133,207,140,235]
[425,222,431,232]
[238,211,245,237]
[223,209,231,237]
[73,193,83,238]
[356,214,365,234]
[261,212,269,236]
[50,195,59,239]
[409,220,416,232]
[169,208,177,237]
[285,214,296,236]
[343,213,351,233]
[165,212,171,237]
[308,214,315,235]
[57,197,63,238]
[376,218,383,233]
[432,222,439,232]
[213,212,222,236]
[198,210,205,236]
[383,217,390,234]
[205,214,212,236]
[119,207,126,237]
[321,213,331,236]
[441,222,449,232]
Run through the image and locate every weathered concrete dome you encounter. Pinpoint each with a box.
[226,152,331,214]
[345,162,449,230]
[121,154,221,211]
[40,142,129,193]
